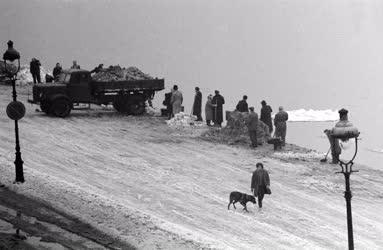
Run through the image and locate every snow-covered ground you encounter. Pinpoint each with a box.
[0,85,382,249]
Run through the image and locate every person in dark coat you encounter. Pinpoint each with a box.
[236,95,249,112]
[251,162,270,209]
[274,106,289,146]
[192,87,203,121]
[30,58,41,84]
[163,90,173,119]
[53,63,62,82]
[246,107,259,148]
[212,90,225,127]
[260,100,273,133]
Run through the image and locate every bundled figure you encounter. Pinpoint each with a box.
[205,94,214,126]
[71,60,80,69]
[30,58,41,84]
[192,87,203,121]
[171,85,183,116]
[251,163,271,209]
[163,90,173,119]
[53,63,62,82]
[212,90,225,127]
[246,107,259,148]
[260,100,273,134]
[236,95,249,113]
[274,106,289,146]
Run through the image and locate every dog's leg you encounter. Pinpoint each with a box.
[227,201,231,210]
[233,201,237,210]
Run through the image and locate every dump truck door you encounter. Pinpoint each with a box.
[68,72,92,102]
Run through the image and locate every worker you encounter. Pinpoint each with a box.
[274,106,289,146]
[205,94,214,126]
[163,89,173,119]
[90,64,103,74]
[192,87,203,121]
[71,60,80,69]
[52,63,62,81]
[324,108,350,164]
[236,95,249,113]
[212,90,225,127]
[251,163,271,209]
[260,100,273,133]
[170,85,183,116]
[246,107,259,148]
[30,58,41,84]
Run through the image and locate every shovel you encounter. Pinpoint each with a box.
[320,148,331,163]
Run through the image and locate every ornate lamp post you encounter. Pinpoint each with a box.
[332,114,360,250]
[3,40,25,183]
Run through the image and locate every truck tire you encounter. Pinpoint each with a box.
[129,97,146,116]
[40,100,51,114]
[50,98,71,118]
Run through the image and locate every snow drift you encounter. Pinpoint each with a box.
[16,65,51,85]
[166,112,204,128]
[286,109,338,122]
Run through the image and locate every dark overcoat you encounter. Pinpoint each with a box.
[212,94,225,124]
[193,91,202,116]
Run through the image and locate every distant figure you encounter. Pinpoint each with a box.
[251,163,270,209]
[236,95,249,112]
[45,74,54,83]
[53,63,62,81]
[192,87,203,121]
[325,108,349,164]
[212,90,225,127]
[246,107,259,148]
[30,58,41,84]
[90,64,103,74]
[274,106,289,146]
[71,60,80,69]
[260,100,273,133]
[171,85,183,115]
[163,90,173,119]
[205,94,214,126]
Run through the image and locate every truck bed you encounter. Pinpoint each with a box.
[90,79,165,93]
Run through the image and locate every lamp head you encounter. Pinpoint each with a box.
[3,40,20,62]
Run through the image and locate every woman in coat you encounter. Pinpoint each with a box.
[170,85,183,115]
[205,94,214,126]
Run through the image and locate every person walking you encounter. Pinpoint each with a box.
[212,90,225,127]
[53,63,62,81]
[251,162,270,209]
[192,87,203,121]
[246,107,259,148]
[30,58,41,84]
[170,85,183,116]
[236,95,249,112]
[260,100,273,133]
[205,94,214,126]
[274,106,289,146]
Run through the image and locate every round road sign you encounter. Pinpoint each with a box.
[6,101,26,120]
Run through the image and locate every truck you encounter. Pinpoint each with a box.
[28,69,165,117]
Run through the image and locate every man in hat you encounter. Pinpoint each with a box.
[170,85,183,115]
[192,87,203,121]
[246,107,259,148]
[274,106,289,146]
[324,108,349,164]
[260,100,273,133]
[251,162,270,209]
[236,95,249,113]
[212,90,225,127]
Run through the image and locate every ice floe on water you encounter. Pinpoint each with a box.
[285,109,338,122]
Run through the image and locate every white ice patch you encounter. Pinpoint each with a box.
[273,151,325,161]
[166,112,205,128]
[285,109,338,122]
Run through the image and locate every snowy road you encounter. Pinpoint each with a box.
[0,85,382,249]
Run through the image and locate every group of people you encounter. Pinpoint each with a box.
[29,59,82,84]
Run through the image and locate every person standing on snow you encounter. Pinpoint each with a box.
[171,85,183,116]
[274,106,288,146]
[246,107,259,148]
[251,162,271,209]
[71,60,80,69]
[192,87,203,121]
[53,63,62,82]
[212,90,225,127]
[236,95,249,112]
[30,58,41,84]
[260,100,273,134]
[205,94,214,126]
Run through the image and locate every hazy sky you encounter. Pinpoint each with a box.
[1,0,383,110]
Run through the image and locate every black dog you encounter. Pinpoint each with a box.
[227,191,256,212]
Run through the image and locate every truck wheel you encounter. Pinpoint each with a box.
[130,100,146,115]
[40,100,51,114]
[50,98,71,118]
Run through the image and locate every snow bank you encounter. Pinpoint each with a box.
[145,106,161,116]
[286,109,338,122]
[16,65,51,85]
[166,112,204,128]
[273,151,325,161]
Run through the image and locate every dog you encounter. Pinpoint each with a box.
[227,191,256,212]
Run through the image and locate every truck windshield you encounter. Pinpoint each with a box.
[58,73,71,84]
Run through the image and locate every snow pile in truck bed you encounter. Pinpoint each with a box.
[92,65,153,81]
[166,112,204,128]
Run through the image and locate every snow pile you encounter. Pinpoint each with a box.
[93,65,153,81]
[145,106,161,116]
[16,65,51,85]
[273,151,325,161]
[286,109,338,122]
[166,112,204,128]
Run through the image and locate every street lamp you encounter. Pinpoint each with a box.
[3,40,25,183]
[332,120,360,250]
